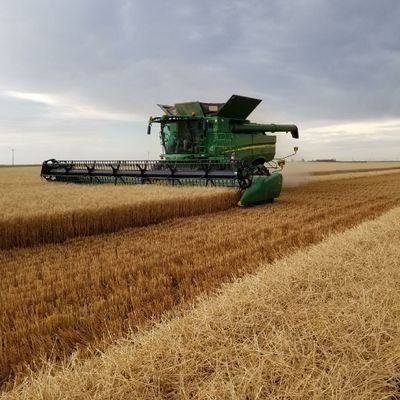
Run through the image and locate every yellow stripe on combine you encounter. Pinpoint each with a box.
[223,144,275,153]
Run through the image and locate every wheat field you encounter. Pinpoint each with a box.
[3,204,400,399]
[0,167,238,249]
[1,172,400,388]
[2,163,400,249]
[0,167,238,219]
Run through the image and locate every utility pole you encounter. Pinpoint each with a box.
[11,149,15,166]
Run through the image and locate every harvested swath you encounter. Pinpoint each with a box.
[284,160,400,174]
[4,206,399,399]
[309,166,400,175]
[1,173,400,388]
[283,161,400,187]
[0,167,238,249]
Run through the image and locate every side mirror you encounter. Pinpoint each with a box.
[147,117,153,135]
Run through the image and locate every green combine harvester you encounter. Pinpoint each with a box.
[41,95,299,206]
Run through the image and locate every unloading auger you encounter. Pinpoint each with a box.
[41,95,299,205]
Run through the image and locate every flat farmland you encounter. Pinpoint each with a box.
[1,168,400,389]
[4,207,400,399]
[2,163,399,249]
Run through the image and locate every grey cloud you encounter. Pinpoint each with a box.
[0,0,399,162]
[2,0,399,117]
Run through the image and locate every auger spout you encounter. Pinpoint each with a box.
[232,123,299,139]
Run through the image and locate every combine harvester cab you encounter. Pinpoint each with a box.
[41,95,299,206]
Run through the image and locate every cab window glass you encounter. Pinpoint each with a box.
[163,121,203,154]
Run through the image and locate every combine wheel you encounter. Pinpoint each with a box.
[237,160,254,190]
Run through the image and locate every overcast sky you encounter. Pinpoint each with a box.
[1,0,399,164]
